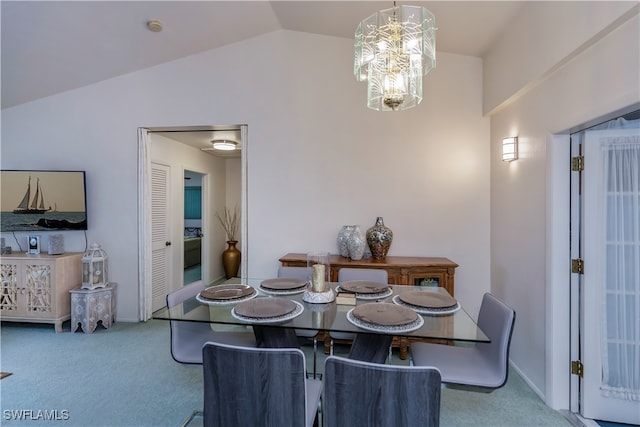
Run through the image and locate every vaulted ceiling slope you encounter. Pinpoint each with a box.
[1,1,525,109]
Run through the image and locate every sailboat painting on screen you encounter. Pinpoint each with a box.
[0,170,88,232]
[13,176,49,214]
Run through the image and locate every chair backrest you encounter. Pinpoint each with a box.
[277,266,313,280]
[324,356,441,427]
[338,268,388,283]
[166,280,204,309]
[166,280,209,364]
[475,293,516,388]
[202,341,310,427]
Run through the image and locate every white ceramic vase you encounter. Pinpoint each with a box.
[346,225,365,261]
[337,225,355,258]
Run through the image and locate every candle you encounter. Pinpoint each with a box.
[312,264,325,292]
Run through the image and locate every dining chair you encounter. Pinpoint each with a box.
[166,280,256,427]
[166,280,256,365]
[329,268,388,355]
[202,341,323,427]
[323,355,441,427]
[410,292,516,390]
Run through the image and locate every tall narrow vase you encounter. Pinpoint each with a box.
[366,217,393,260]
[222,240,241,279]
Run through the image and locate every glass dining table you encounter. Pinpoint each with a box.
[152,278,489,368]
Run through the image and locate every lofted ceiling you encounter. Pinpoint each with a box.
[1,1,526,154]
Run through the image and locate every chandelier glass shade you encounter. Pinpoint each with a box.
[354,4,436,111]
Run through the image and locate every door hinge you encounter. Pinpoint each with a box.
[571,360,584,377]
[572,258,584,274]
[572,156,584,171]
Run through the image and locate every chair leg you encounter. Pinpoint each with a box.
[312,337,318,379]
[330,338,334,355]
[180,409,202,427]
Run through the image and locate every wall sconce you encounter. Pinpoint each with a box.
[502,137,518,162]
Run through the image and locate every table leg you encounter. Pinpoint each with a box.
[252,326,299,349]
[348,333,393,364]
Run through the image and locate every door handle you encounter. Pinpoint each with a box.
[165,241,171,246]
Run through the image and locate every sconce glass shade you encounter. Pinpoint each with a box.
[81,243,108,290]
[212,140,238,151]
[354,4,436,111]
[502,137,518,161]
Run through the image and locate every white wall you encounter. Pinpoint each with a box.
[483,1,638,114]
[489,11,639,407]
[1,30,490,323]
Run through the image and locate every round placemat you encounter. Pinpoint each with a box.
[231,300,304,324]
[398,291,457,308]
[233,298,298,319]
[200,284,254,301]
[339,280,389,294]
[392,295,460,315]
[335,285,393,300]
[351,302,418,326]
[197,290,257,306]
[260,278,308,291]
[347,306,424,333]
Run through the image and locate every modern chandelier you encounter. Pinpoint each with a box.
[354,2,436,111]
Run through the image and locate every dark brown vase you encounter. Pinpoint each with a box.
[366,217,393,260]
[222,240,241,279]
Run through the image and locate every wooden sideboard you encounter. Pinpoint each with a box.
[0,252,83,332]
[279,253,457,296]
[279,253,459,359]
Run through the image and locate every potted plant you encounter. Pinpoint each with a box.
[216,206,240,279]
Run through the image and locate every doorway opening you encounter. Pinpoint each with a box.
[138,125,247,320]
[184,170,204,285]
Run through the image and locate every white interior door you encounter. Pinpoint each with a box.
[151,163,171,312]
[582,128,640,424]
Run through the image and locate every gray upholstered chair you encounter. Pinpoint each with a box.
[410,292,516,390]
[202,341,323,427]
[329,268,389,354]
[323,355,441,427]
[166,280,256,364]
[166,281,256,427]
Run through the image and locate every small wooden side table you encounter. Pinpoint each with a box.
[70,283,117,333]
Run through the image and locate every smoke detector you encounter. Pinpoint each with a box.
[146,20,163,32]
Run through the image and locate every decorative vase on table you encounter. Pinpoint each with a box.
[346,225,366,261]
[366,217,393,260]
[222,240,241,279]
[337,225,355,258]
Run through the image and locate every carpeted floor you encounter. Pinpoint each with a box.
[1,319,572,427]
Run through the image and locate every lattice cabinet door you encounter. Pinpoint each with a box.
[0,262,18,312]
[25,262,54,316]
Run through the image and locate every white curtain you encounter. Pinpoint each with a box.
[138,128,153,321]
[600,133,640,401]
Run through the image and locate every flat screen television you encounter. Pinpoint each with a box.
[1,170,88,231]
